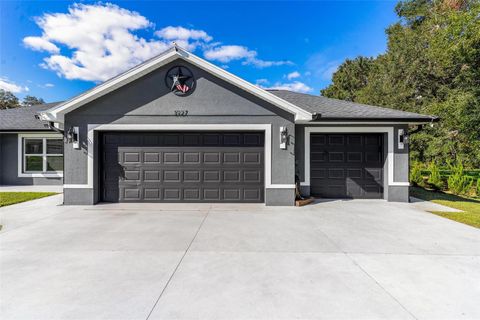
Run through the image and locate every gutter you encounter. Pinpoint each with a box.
[47,122,64,135]
[307,116,439,123]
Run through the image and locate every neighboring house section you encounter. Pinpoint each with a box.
[0,103,63,186]
[0,46,437,205]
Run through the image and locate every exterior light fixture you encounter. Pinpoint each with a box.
[398,129,408,149]
[280,126,288,150]
[67,126,80,149]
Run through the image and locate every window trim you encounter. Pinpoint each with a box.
[18,133,64,178]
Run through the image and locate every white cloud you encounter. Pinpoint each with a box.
[24,3,173,82]
[155,26,212,42]
[204,45,255,63]
[38,83,55,88]
[262,81,313,93]
[256,78,269,85]
[286,71,300,80]
[306,53,340,81]
[204,45,292,68]
[0,78,29,93]
[245,57,292,68]
[23,36,59,53]
[24,3,292,82]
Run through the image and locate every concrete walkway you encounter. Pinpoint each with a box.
[1,196,479,319]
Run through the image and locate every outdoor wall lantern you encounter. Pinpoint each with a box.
[398,128,408,150]
[280,126,288,150]
[67,126,80,149]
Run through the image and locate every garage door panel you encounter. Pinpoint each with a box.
[101,132,264,203]
[347,135,363,146]
[164,188,181,200]
[143,170,161,182]
[310,133,384,199]
[223,152,240,164]
[224,189,241,200]
[328,135,345,145]
[183,171,201,182]
[347,152,362,162]
[144,188,161,200]
[184,189,201,200]
[143,152,161,163]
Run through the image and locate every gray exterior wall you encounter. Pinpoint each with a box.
[295,124,410,202]
[63,59,296,205]
[0,133,63,186]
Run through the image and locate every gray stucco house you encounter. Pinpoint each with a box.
[0,46,437,205]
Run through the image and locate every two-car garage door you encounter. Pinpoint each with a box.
[101,132,264,203]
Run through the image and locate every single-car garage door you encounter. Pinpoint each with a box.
[310,133,384,199]
[101,132,264,202]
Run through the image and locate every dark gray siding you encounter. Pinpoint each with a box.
[0,133,62,186]
[63,59,296,205]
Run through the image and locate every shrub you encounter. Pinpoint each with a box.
[477,178,480,197]
[447,162,474,195]
[427,162,443,190]
[410,162,424,187]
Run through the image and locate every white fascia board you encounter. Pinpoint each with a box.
[40,47,312,123]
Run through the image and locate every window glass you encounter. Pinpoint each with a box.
[25,156,43,171]
[47,139,63,154]
[25,139,43,154]
[46,156,63,171]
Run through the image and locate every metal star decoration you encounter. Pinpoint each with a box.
[168,67,191,93]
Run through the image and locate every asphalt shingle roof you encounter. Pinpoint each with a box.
[268,90,437,121]
[0,102,62,131]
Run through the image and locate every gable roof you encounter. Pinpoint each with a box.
[0,103,62,132]
[268,90,438,123]
[40,46,313,123]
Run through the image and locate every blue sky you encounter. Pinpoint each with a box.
[0,1,398,103]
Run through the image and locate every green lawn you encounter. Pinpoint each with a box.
[0,192,58,208]
[410,187,480,228]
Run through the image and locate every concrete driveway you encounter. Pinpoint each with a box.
[1,196,480,320]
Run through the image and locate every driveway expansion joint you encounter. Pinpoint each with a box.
[346,252,419,320]
[145,207,211,320]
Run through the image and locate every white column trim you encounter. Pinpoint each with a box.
[63,124,294,189]
[302,127,409,188]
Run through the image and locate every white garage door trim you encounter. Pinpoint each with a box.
[64,124,295,190]
[302,127,409,187]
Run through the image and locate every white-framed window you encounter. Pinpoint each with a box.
[18,133,64,178]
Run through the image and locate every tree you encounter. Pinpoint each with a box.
[321,0,480,167]
[0,89,20,109]
[320,57,375,101]
[22,95,45,107]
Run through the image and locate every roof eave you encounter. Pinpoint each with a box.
[296,116,439,124]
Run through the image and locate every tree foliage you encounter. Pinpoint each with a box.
[0,89,20,109]
[22,95,45,107]
[0,90,45,109]
[321,0,480,167]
